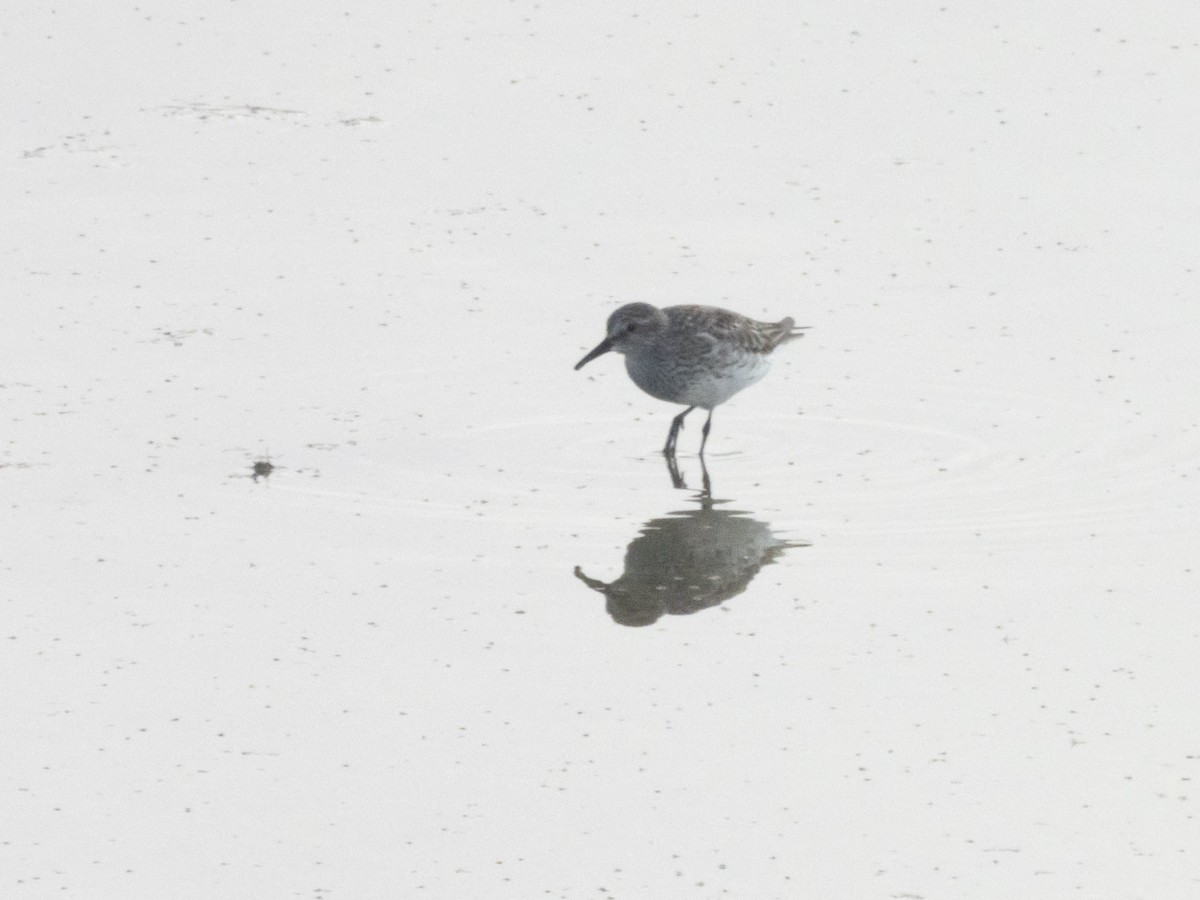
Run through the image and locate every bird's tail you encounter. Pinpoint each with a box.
[771,317,810,347]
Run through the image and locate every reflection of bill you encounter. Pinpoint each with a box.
[574,505,807,628]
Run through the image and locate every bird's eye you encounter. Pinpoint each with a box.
[626,322,638,333]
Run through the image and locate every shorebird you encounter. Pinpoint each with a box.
[574,302,806,456]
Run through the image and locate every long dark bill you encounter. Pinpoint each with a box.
[574,337,614,370]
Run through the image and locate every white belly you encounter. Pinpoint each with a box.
[626,351,772,409]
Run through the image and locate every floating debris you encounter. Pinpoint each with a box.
[251,457,276,482]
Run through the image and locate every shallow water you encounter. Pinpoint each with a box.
[5,2,1200,898]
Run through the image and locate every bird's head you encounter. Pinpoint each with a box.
[574,303,667,370]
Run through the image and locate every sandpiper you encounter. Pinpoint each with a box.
[574,302,806,456]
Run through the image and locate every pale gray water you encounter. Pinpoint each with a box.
[4,3,1200,898]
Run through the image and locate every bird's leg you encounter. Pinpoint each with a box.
[698,409,714,457]
[698,453,712,503]
[663,406,695,457]
[664,453,687,489]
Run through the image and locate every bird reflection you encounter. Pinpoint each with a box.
[574,458,807,627]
